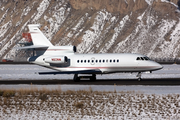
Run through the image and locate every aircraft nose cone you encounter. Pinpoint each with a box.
[158,64,163,70]
[149,61,163,71]
[155,63,163,70]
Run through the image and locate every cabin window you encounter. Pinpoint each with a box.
[117,59,119,62]
[96,60,98,63]
[103,60,105,63]
[88,60,90,63]
[106,60,108,62]
[84,60,86,63]
[92,60,94,63]
[77,60,79,63]
[113,60,115,62]
[81,60,83,63]
[99,60,101,63]
[110,60,112,63]
[136,57,140,60]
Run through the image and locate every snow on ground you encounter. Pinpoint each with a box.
[0,64,180,119]
[100,15,129,53]
[0,85,180,120]
[33,0,51,22]
[77,10,112,53]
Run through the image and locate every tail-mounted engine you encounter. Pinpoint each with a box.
[44,56,68,64]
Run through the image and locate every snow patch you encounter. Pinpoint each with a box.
[21,6,31,18]
[33,0,51,22]
[77,10,112,53]
[100,15,129,53]
[145,0,154,5]
[137,12,145,21]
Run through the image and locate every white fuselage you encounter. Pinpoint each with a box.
[19,24,163,80]
[29,52,163,74]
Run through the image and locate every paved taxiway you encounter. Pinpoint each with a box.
[0,64,180,85]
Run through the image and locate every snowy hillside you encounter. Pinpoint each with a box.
[0,0,180,61]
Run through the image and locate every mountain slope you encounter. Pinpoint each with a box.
[0,0,180,61]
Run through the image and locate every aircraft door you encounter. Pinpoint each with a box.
[91,57,95,65]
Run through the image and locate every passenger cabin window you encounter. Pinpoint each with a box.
[77,59,120,63]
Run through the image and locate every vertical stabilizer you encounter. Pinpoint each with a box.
[28,24,53,47]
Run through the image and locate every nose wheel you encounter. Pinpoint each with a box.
[73,74,80,82]
[73,74,96,82]
[136,72,142,81]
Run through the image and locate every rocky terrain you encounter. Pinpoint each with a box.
[0,0,180,61]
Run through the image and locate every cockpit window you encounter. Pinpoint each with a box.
[136,57,151,61]
[136,57,140,60]
[144,57,149,60]
[141,57,144,60]
[146,57,151,60]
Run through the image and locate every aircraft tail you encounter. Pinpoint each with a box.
[28,24,53,47]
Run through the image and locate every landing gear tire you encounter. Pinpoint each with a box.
[90,74,96,81]
[73,74,80,82]
[73,74,96,82]
[75,77,80,82]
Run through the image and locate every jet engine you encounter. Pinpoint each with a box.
[44,56,68,64]
[60,46,76,53]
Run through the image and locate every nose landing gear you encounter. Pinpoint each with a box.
[73,74,96,82]
[136,72,142,81]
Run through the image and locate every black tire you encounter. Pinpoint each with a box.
[74,77,80,82]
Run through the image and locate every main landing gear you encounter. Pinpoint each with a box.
[136,72,142,81]
[73,74,96,82]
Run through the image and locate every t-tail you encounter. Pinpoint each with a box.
[16,24,76,64]
[28,24,53,47]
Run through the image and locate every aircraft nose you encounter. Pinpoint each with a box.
[157,63,163,70]
[154,62,163,70]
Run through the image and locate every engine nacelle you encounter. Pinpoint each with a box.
[62,46,76,53]
[52,46,76,53]
[44,56,68,64]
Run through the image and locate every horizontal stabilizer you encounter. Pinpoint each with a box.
[14,45,49,49]
[39,70,102,75]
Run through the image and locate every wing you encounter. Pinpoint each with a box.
[38,70,102,75]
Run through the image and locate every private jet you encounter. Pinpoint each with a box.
[17,24,163,81]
